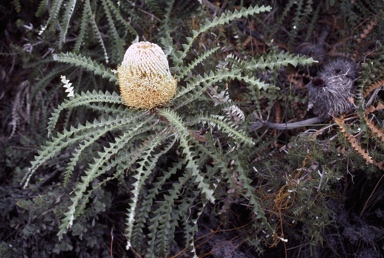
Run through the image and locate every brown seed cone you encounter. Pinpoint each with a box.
[117,41,177,109]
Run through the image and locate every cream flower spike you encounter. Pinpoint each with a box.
[117,41,177,109]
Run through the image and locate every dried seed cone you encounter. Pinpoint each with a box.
[307,58,358,118]
[117,41,177,109]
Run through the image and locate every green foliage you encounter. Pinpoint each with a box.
[2,0,384,257]
[52,54,117,82]
[24,3,310,256]
[226,49,317,71]
[174,5,272,67]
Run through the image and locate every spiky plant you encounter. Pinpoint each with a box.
[22,4,318,256]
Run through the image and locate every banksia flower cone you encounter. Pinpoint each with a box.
[117,41,177,109]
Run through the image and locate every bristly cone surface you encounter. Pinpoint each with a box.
[117,41,177,109]
[307,58,358,118]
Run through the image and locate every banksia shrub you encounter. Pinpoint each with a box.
[117,41,177,109]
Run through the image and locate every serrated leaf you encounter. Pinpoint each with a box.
[53,53,117,82]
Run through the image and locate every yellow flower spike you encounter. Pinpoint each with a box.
[117,41,177,109]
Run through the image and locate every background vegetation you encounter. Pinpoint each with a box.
[1,0,383,257]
